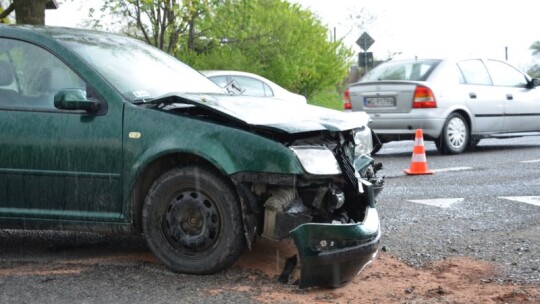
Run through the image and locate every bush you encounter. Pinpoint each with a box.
[308,89,344,111]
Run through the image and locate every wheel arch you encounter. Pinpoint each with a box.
[442,107,473,136]
[449,109,475,147]
[129,152,234,233]
[451,109,472,134]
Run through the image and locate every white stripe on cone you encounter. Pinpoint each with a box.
[411,153,427,162]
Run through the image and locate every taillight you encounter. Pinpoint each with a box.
[413,85,437,108]
[343,88,352,110]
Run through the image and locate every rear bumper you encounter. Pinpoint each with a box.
[290,207,380,288]
[368,113,445,141]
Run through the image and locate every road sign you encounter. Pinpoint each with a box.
[356,32,374,51]
[358,52,373,69]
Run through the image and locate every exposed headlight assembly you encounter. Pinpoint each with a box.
[353,127,374,157]
[290,146,341,175]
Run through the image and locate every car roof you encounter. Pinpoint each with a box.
[201,70,271,81]
[201,70,284,89]
[0,24,140,57]
[0,24,124,40]
[384,57,508,65]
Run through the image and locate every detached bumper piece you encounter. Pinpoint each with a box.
[290,207,380,289]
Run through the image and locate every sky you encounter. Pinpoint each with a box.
[45,0,540,70]
[291,0,540,69]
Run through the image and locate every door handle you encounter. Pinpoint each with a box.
[469,92,477,99]
[506,94,513,100]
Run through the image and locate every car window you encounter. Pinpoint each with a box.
[232,76,266,97]
[262,82,274,97]
[0,38,86,110]
[361,59,440,81]
[485,60,528,87]
[457,60,492,85]
[208,76,229,87]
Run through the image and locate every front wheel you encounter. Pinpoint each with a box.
[142,166,244,274]
[436,113,469,155]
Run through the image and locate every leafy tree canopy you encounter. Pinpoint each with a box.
[527,65,540,78]
[527,41,540,78]
[182,0,352,98]
[97,0,220,54]
[98,0,352,99]
[531,41,540,56]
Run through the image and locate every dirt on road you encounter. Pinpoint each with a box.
[231,238,540,304]
[1,233,539,304]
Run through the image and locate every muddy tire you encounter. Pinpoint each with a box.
[436,113,469,155]
[142,166,244,274]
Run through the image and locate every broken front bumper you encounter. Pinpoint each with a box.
[290,207,380,289]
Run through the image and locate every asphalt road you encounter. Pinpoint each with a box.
[1,136,539,303]
[374,136,540,284]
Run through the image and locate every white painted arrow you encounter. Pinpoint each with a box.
[407,198,464,208]
[499,196,540,207]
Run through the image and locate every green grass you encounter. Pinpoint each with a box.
[307,89,344,110]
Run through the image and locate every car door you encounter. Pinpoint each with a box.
[457,59,505,133]
[484,59,540,132]
[0,38,124,223]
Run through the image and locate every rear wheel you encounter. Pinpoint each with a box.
[436,113,469,155]
[142,166,244,274]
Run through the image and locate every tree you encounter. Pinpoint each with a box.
[531,41,540,57]
[0,0,55,25]
[92,0,352,101]
[0,1,15,23]
[339,6,376,43]
[528,41,540,78]
[181,0,352,98]
[97,0,220,54]
[527,65,540,78]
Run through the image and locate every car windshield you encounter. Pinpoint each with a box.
[361,59,441,82]
[58,33,224,102]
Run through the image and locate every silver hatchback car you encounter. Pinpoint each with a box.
[344,58,540,154]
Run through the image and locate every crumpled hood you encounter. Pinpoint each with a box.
[168,93,371,133]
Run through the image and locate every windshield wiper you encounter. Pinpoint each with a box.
[132,93,197,108]
[132,98,155,105]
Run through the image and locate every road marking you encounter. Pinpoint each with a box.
[499,196,540,207]
[520,159,540,163]
[407,198,464,208]
[431,167,473,173]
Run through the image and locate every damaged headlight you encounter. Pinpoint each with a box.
[290,146,341,175]
[353,127,374,157]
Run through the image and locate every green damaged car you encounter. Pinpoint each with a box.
[0,25,384,288]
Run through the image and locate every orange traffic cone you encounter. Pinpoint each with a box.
[404,129,433,175]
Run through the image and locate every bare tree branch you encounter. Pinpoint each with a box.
[0,3,15,21]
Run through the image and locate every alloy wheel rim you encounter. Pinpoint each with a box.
[447,117,467,149]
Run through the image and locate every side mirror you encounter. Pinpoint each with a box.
[54,89,97,112]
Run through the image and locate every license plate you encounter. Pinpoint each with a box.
[364,96,396,107]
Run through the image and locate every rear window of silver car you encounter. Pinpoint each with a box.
[361,59,441,82]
